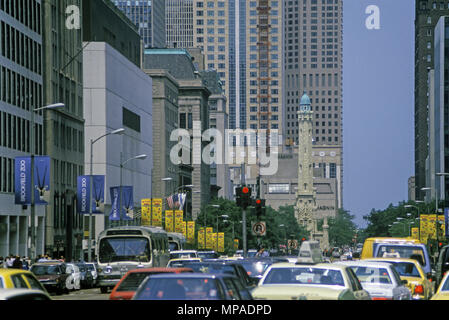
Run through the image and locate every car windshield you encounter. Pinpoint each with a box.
[98,237,151,263]
[238,261,272,277]
[198,252,219,259]
[375,245,426,266]
[442,277,449,291]
[76,264,86,272]
[263,267,345,286]
[385,262,421,277]
[349,266,392,284]
[86,264,95,271]
[168,260,198,268]
[135,277,220,300]
[170,252,196,259]
[117,272,154,292]
[31,265,60,275]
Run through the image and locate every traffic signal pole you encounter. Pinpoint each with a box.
[241,164,247,258]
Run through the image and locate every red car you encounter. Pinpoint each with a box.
[109,268,193,300]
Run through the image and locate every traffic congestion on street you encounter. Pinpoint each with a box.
[2,231,449,302]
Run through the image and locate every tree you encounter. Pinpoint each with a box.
[327,209,357,247]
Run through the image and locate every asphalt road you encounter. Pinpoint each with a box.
[51,287,109,300]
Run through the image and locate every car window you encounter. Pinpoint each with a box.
[390,262,421,278]
[263,267,345,286]
[117,272,153,292]
[231,278,252,300]
[389,266,404,285]
[223,278,241,300]
[11,274,29,289]
[351,266,392,284]
[0,277,4,288]
[346,268,363,291]
[24,274,46,291]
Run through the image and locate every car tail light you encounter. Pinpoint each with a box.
[414,285,424,295]
[372,297,393,300]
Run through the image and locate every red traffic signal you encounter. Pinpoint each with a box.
[242,187,250,194]
[256,199,262,205]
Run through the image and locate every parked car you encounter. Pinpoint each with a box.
[109,267,193,300]
[0,269,48,293]
[30,261,69,295]
[85,263,98,287]
[76,262,95,289]
[336,260,411,300]
[0,289,52,300]
[431,271,449,300]
[251,262,371,300]
[363,257,434,300]
[65,263,81,291]
[132,273,253,300]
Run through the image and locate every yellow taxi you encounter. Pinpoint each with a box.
[431,272,449,300]
[363,257,433,300]
[0,269,48,293]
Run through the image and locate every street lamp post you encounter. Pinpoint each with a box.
[88,128,124,262]
[30,103,65,260]
[120,154,147,226]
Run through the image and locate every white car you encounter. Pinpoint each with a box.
[65,263,81,291]
[169,250,198,260]
[86,263,98,286]
[0,289,52,300]
[336,260,412,300]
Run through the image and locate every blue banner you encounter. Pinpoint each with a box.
[109,187,121,221]
[109,186,133,221]
[91,175,105,214]
[34,156,51,205]
[77,176,91,214]
[445,208,449,238]
[14,157,32,205]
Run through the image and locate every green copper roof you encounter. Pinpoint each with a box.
[300,93,311,106]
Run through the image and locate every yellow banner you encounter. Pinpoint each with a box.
[175,210,184,233]
[187,221,195,244]
[198,228,205,249]
[181,221,187,238]
[438,215,445,239]
[212,233,217,251]
[411,227,419,240]
[141,199,151,227]
[234,239,239,250]
[206,227,213,250]
[152,198,163,227]
[218,232,225,253]
[165,211,174,232]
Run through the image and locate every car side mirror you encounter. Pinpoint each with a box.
[401,279,408,285]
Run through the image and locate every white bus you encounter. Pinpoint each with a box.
[167,232,186,251]
[96,226,170,293]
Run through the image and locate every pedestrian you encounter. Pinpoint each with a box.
[6,255,14,268]
[22,256,29,270]
[12,256,22,269]
[256,247,269,258]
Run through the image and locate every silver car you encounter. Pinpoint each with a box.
[336,260,411,300]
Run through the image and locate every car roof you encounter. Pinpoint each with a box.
[267,262,348,270]
[126,267,193,274]
[363,257,421,265]
[169,258,201,262]
[144,273,236,280]
[170,250,197,253]
[335,260,394,268]
[0,289,51,299]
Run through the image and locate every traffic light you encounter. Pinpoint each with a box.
[254,198,266,218]
[236,185,252,209]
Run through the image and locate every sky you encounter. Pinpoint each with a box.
[342,0,415,227]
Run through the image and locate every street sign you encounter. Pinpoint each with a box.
[288,239,298,249]
[251,221,266,236]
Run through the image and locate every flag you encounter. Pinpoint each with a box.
[166,193,187,209]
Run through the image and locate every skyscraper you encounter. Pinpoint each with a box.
[192,0,283,134]
[113,0,166,48]
[166,0,194,48]
[414,1,449,200]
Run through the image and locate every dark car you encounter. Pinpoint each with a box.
[30,262,69,295]
[133,273,253,300]
[234,258,273,283]
[76,262,94,289]
[109,267,194,300]
[182,261,257,290]
[197,251,220,260]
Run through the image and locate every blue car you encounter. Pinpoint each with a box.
[133,273,253,300]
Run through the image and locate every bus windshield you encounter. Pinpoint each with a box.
[98,237,151,263]
[375,245,426,267]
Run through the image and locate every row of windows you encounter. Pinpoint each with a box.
[0,0,41,35]
[286,133,340,144]
[420,1,449,10]
[0,66,42,112]
[0,110,43,154]
[53,159,82,191]
[0,21,42,75]
[51,120,84,153]
[287,73,339,88]
[52,191,83,230]
[0,157,13,193]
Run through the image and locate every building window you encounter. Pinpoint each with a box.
[268,184,290,194]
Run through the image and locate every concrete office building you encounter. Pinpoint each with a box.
[166,0,194,48]
[0,0,45,258]
[144,48,211,220]
[143,68,180,204]
[113,0,166,49]
[415,1,449,200]
[42,0,84,261]
[83,42,153,246]
[83,0,142,68]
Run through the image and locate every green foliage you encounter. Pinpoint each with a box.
[327,209,357,247]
